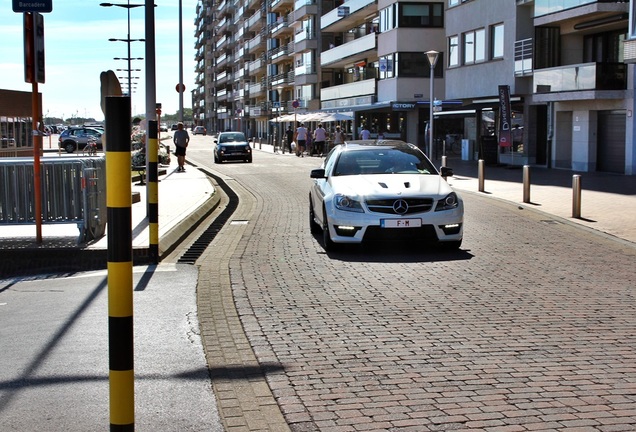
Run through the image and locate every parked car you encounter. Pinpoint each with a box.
[214,131,252,163]
[171,124,179,131]
[58,127,104,153]
[160,123,168,132]
[193,126,207,135]
[309,140,463,251]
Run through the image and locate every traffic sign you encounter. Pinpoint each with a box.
[13,0,53,13]
[175,83,185,92]
[292,100,300,108]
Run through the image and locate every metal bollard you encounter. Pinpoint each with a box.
[441,155,447,168]
[259,137,262,150]
[523,165,531,203]
[478,159,485,192]
[572,174,582,218]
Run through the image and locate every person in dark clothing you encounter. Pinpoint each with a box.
[285,125,294,153]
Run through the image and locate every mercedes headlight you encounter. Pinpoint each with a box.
[334,194,364,213]
[435,192,459,211]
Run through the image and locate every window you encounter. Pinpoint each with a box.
[379,54,395,79]
[448,35,459,67]
[462,29,485,64]
[396,52,443,78]
[397,3,443,28]
[491,23,504,59]
[449,0,473,6]
[379,6,394,32]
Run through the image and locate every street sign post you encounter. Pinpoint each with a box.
[13,0,53,13]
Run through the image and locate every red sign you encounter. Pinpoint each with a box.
[175,83,185,92]
[292,100,300,108]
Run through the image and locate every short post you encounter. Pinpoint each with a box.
[441,155,447,168]
[572,174,582,218]
[523,165,531,203]
[478,159,485,192]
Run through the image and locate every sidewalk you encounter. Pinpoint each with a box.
[0,152,218,276]
[445,157,636,245]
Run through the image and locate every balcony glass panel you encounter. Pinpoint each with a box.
[321,33,376,66]
[534,0,596,18]
[534,62,626,93]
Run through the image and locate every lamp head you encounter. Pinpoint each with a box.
[426,50,440,68]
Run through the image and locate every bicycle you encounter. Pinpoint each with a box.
[82,136,98,156]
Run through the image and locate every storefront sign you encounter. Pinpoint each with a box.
[391,102,417,111]
[498,85,512,147]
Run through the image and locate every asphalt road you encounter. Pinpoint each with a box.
[185,137,636,431]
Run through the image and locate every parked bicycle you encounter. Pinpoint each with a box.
[82,136,98,156]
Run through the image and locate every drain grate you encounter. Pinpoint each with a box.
[177,168,239,264]
[541,219,562,225]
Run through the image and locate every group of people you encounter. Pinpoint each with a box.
[286,123,347,157]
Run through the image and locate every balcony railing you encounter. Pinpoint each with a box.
[320,32,376,67]
[534,62,627,93]
[514,38,533,76]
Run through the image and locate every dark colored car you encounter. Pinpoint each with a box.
[58,127,104,153]
[214,131,252,163]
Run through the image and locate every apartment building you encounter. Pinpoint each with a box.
[194,0,636,175]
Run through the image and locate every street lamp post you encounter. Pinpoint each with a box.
[100,1,145,97]
[426,50,439,161]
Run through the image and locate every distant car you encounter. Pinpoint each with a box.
[171,124,179,131]
[58,127,103,153]
[160,123,168,132]
[309,140,463,251]
[193,126,207,135]
[214,131,252,163]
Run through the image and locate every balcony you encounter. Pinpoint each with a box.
[534,62,626,93]
[270,71,295,88]
[321,0,377,32]
[269,45,290,63]
[248,56,266,73]
[321,32,376,68]
[514,38,533,76]
[247,33,265,52]
[321,78,376,102]
[534,0,627,18]
[294,0,318,21]
[247,7,265,32]
[270,15,293,37]
[270,0,293,13]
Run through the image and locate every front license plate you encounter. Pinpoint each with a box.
[381,218,422,228]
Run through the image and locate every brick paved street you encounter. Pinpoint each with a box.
[189,149,636,432]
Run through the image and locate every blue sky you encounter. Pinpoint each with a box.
[0,0,198,121]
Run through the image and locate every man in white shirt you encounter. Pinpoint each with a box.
[313,123,327,156]
[361,126,371,140]
[295,123,308,157]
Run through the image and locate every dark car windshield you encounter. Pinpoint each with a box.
[333,147,436,176]
[219,133,246,143]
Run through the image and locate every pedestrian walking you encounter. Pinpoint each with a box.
[333,125,345,147]
[285,125,294,153]
[361,126,371,140]
[313,123,327,156]
[173,122,190,172]
[295,123,308,157]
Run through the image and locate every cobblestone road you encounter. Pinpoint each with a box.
[191,149,636,431]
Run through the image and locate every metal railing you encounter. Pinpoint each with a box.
[0,157,107,243]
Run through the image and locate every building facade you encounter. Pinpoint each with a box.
[193,0,636,175]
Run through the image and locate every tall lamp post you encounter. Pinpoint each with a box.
[426,50,439,160]
[100,1,145,97]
